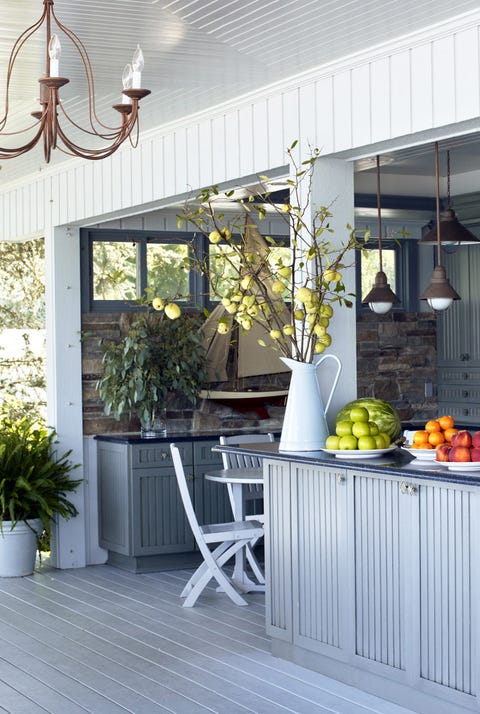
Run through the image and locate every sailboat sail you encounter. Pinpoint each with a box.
[199,220,291,383]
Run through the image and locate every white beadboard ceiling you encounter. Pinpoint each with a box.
[1,0,480,190]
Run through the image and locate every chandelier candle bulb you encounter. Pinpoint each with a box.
[122,64,133,104]
[131,45,144,88]
[48,33,61,77]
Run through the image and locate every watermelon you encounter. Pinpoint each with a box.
[335,398,401,441]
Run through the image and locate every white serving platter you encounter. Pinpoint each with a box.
[433,460,480,472]
[402,445,437,461]
[320,445,397,459]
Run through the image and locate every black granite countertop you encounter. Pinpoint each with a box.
[212,441,480,487]
[94,427,280,445]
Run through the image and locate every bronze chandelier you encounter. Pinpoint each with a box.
[0,0,151,163]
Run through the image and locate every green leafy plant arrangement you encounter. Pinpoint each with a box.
[0,413,81,536]
[97,309,207,426]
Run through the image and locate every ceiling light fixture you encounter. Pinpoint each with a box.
[420,142,460,312]
[419,148,480,245]
[362,155,400,315]
[0,0,150,163]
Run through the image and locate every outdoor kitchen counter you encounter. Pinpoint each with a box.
[213,441,480,714]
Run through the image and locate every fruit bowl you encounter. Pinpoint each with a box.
[401,445,437,462]
[320,445,397,459]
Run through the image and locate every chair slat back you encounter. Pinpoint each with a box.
[170,443,203,543]
[219,433,275,469]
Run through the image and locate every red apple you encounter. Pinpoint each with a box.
[449,445,472,462]
[436,444,451,462]
[451,430,472,448]
[472,431,480,448]
[471,447,480,462]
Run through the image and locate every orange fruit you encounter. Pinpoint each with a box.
[425,420,441,433]
[428,431,445,446]
[438,415,454,430]
[443,427,458,443]
[413,430,429,445]
[411,442,433,449]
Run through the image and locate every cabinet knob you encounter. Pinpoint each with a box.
[161,452,167,460]
[463,390,469,398]
[460,353,470,361]
[336,475,345,484]
[400,481,417,496]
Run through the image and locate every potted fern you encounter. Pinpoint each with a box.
[0,413,81,577]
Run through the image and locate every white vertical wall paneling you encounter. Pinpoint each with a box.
[186,124,201,190]
[66,168,76,224]
[109,151,122,213]
[238,104,254,179]
[315,76,335,155]
[120,150,133,209]
[390,52,412,138]
[164,133,177,197]
[332,70,352,152]
[282,87,300,150]
[84,163,96,221]
[151,134,165,201]
[6,191,14,241]
[351,63,371,148]
[370,57,391,143]
[131,142,144,208]
[252,99,269,174]
[211,115,226,185]
[432,36,456,127]
[454,27,480,120]
[139,140,153,205]
[298,83,317,151]
[101,156,112,216]
[198,118,213,189]
[224,109,241,181]
[410,44,433,133]
[92,161,104,217]
[174,129,188,198]
[266,94,284,168]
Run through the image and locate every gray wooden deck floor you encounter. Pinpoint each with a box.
[0,562,416,714]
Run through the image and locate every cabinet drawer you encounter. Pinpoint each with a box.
[194,440,223,466]
[437,403,480,423]
[438,385,480,403]
[131,441,193,469]
[438,367,480,383]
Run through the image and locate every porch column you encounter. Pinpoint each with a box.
[45,224,86,568]
[311,157,357,427]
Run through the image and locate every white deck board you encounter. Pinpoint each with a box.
[0,563,417,714]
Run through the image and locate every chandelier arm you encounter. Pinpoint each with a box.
[0,8,48,131]
[56,99,140,140]
[54,117,133,160]
[0,118,46,159]
[51,5,128,134]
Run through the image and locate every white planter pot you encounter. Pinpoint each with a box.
[0,518,42,577]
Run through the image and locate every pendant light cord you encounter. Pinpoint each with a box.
[376,154,383,273]
[434,141,442,266]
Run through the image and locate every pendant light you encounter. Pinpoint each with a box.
[420,142,461,311]
[362,155,400,314]
[419,149,480,245]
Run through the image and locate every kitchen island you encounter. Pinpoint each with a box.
[213,441,480,714]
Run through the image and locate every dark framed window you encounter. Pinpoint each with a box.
[81,227,290,312]
[356,237,418,312]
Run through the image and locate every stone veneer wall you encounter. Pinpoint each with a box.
[82,311,438,436]
[356,311,438,424]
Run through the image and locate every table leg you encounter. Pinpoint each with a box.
[230,483,264,593]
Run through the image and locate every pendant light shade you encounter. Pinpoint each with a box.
[420,142,461,311]
[362,155,400,314]
[419,150,480,246]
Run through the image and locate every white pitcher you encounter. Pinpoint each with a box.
[279,354,342,452]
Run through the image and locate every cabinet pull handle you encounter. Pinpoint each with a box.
[161,452,167,460]
[463,390,469,398]
[400,481,417,496]
[336,475,345,484]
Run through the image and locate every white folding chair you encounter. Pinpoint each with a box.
[170,443,264,607]
[219,433,274,582]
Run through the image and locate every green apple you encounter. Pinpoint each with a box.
[336,420,354,437]
[339,434,358,450]
[379,432,391,447]
[325,435,340,450]
[349,406,369,423]
[358,435,377,450]
[352,421,371,438]
[368,421,379,436]
[374,434,386,449]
